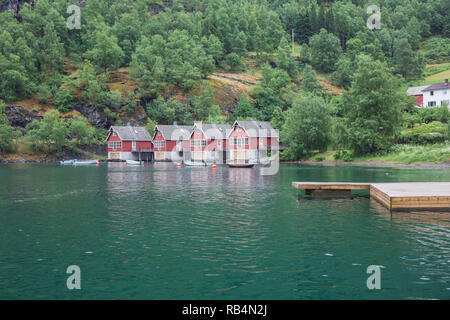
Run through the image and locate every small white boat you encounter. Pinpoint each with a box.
[60,159,77,165]
[183,160,208,167]
[73,159,99,165]
[126,160,141,165]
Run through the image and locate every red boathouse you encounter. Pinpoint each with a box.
[106,126,153,161]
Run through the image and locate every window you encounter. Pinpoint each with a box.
[441,100,449,106]
[191,140,206,147]
[428,101,436,107]
[430,91,434,96]
[108,141,122,150]
[154,141,165,148]
[231,137,248,146]
[113,131,116,136]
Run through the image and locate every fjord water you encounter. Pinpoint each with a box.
[0,163,449,300]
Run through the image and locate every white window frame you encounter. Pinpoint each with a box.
[428,101,436,107]
[191,140,206,147]
[108,141,122,150]
[230,137,249,146]
[154,141,165,148]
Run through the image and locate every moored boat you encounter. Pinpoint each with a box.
[73,159,99,165]
[60,159,77,165]
[183,160,208,166]
[227,163,255,168]
[126,160,141,165]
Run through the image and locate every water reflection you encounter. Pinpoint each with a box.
[1,163,450,299]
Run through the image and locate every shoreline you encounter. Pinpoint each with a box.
[282,160,450,168]
[1,157,449,168]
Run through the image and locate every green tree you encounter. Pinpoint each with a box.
[309,28,342,73]
[232,93,259,121]
[270,105,285,130]
[250,65,294,121]
[343,55,403,155]
[69,115,95,145]
[281,93,331,159]
[193,81,220,121]
[145,117,157,135]
[41,21,65,73]
[232,29,247,56]
[276,37,298,77]
[332,55,354,89]
[26,110,69,153]
[85,29,124,72]
[393,38,424,80]
[301,65,323,92]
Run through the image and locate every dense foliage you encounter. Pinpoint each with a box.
[0,0,448,159]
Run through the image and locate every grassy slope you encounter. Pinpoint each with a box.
[309,142,450,164]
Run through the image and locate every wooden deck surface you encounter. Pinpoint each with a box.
[292,182,450,210]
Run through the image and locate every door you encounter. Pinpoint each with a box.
[233,150,246,163]
[110,153,120,159]
[155,152,164,161]
[193,151,204,161]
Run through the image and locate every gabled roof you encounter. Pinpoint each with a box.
[231,120,279,138]
[192,123,231,139]
[406,86,428,96]
[422,80,449,92]
[109,126,152,141]
[154,124,192,141]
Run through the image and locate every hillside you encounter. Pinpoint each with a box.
[0,0,449,162]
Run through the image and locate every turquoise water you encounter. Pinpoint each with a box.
[0,163,449,299]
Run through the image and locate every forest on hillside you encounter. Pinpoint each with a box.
[0,0,449,161]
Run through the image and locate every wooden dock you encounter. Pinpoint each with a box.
[292,182,450,210]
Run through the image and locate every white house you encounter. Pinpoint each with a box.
[422,79,450,108]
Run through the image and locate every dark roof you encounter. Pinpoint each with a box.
[233,120,279,138]
[193,123,231,139]
[154,125,192,140]
[111,126,152,141]
[422,80,449,92]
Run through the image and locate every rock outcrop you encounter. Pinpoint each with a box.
[0,0,33,17]
[4,105,42,133]
[74,102,113,130]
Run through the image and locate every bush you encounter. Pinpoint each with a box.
[54,87,75,113]
[280,147,298,161]
[224,53,246,72]
[398,121,448,144]
[423,37,450,61]
[342,152,353,162]
[69,115,95,145]
[0,103,21,153]
[411,106,449,124]
[333,149,353,162]
[36,84,51,104]
[314,155,325,161]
